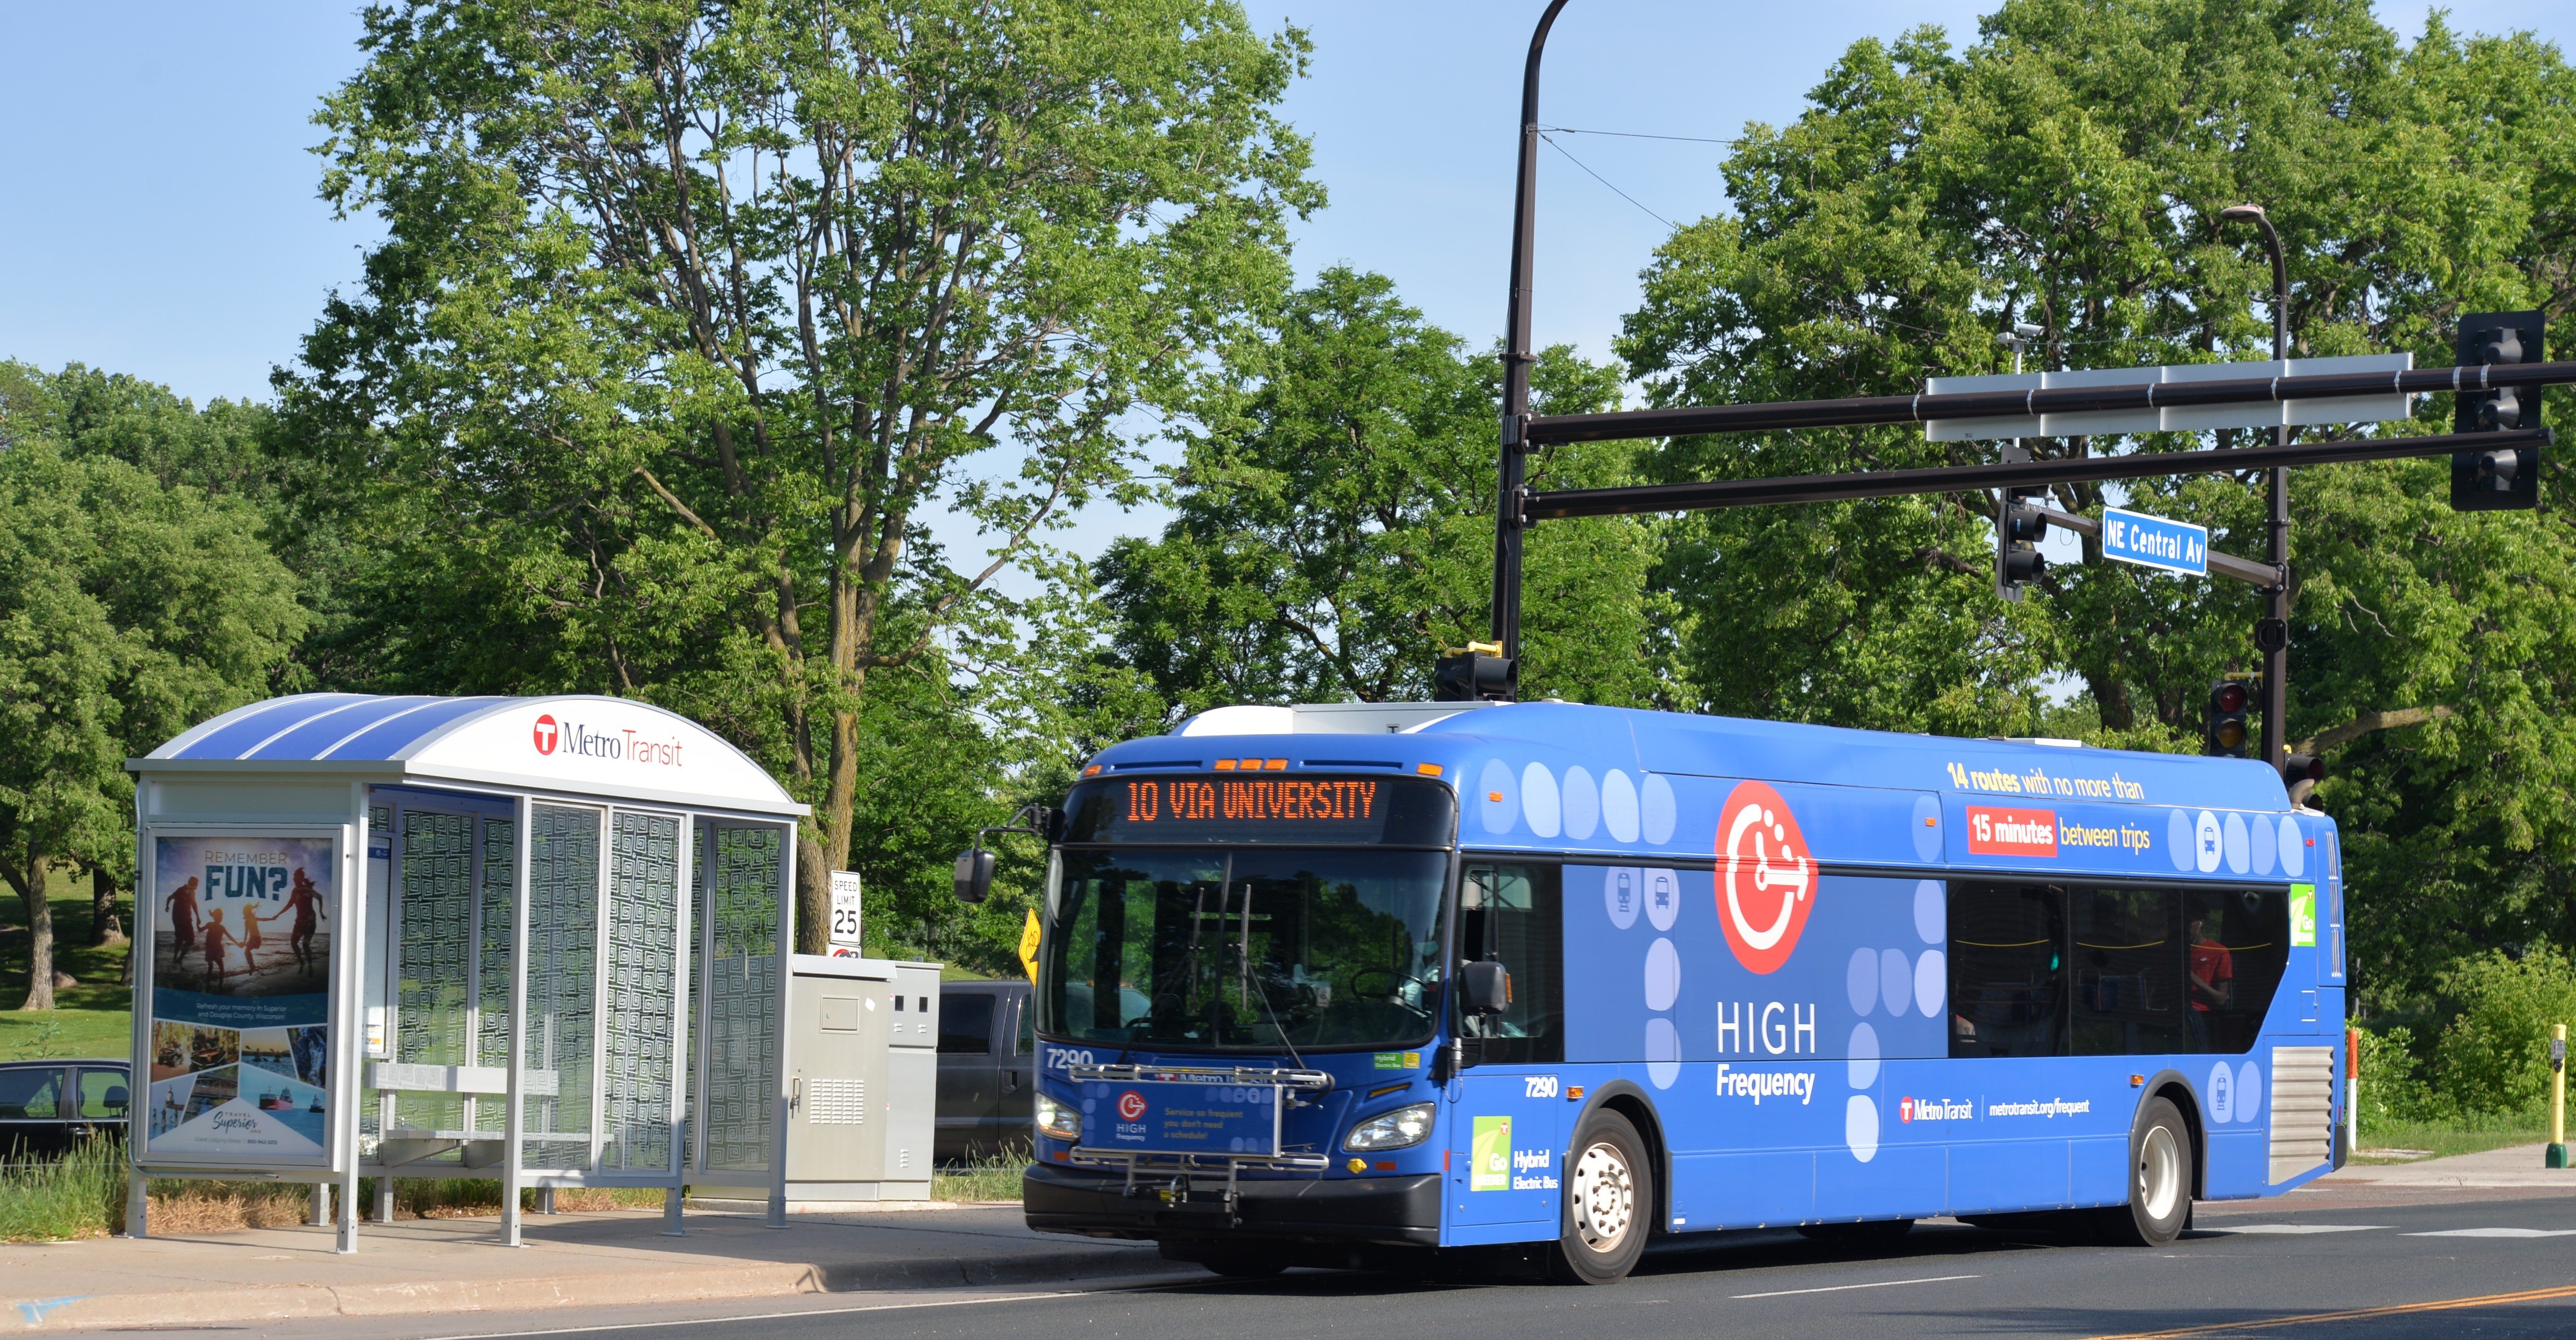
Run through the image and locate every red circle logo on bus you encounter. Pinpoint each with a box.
[1716,780,1816,975]
[1117,1090,1147,1121]
[532,714,559,755]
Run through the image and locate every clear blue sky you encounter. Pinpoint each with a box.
[5,2,2562,410]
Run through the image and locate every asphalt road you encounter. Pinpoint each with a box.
[172,1191,2576,1340]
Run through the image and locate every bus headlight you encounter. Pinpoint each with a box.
[1343,1102,1435,1152]
[1037,1091,1081,1142]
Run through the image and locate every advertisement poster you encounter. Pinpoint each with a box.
[147,835,335,1164]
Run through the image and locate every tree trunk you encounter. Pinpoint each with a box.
[794,821,832,956]
[18,857,56,1011]
[91,865,124,946]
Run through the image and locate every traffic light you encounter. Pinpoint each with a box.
[2452,310,2545,512]
[1996,489,2049,602]
[2205,678,2255,757]
[1434,642,1516,701]
[2282,751,2324,805]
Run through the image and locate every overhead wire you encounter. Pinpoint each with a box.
[1536,131,1675,229]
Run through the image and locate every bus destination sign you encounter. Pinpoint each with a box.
[1062,774,1453,846]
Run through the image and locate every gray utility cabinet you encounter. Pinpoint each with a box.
[781,954,938,1204]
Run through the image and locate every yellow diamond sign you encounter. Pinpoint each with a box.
[1017,908,1042,981]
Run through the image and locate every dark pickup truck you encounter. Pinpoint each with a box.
[0,1058,130,1160]
[936,980,1034,1164]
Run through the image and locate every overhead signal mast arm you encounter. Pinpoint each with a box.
[1522,427,2550,521]
[1522,360,2576,448]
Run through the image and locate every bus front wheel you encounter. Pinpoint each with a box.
[1553,1108,1651,1284]
[2096,1096,2193,1246]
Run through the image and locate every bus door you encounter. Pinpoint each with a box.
[1444,862,1565,1243]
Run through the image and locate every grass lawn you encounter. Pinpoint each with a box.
[2352,1112,2551,1163]
[2,864,136,1062]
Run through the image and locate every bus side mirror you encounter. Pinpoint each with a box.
[952,848,995,905]
[1461,960,1510,1015]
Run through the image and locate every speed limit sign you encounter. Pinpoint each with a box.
[828,870,863,956]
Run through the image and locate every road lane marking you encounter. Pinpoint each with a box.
[2078,1282,2576,1339]
[2403,1227,2576,1237]
[1730,1273,1979,1300]
[2203,1224,2387,1234]
[411,1280,1203,1340]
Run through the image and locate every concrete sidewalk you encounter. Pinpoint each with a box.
[1,1204,1170,1333]
[2320,1142,2575,1190]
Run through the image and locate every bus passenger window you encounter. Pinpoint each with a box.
[1459,863,1563,1065]
[2071,887,2185,1056]
[2184,888,2288,1054]
[1948,883,2067,1058]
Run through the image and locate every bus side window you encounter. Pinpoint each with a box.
[1459,863,1563,1065]
[1948,882,2067,1058]
[2071,887,2185,1056]
[2183,887,2288,1054]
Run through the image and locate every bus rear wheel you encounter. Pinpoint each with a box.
[1553,1108,1651,1284]
[2093,1095,2192,1246]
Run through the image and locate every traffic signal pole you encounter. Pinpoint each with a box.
[1490,0,1570,674]
[2221,206,2294,784]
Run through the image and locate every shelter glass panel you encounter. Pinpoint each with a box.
[700,823,781,1173]
[396,810,473,1136]
[522,804,601,1170]
[603,811,681,1171]
[362,803,389,1152]
[474,818,516,1132]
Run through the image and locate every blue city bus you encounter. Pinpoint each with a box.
[989,700,2346,1283]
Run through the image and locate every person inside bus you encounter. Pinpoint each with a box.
[2188,914,2235,1011]
[2187,911,2234,1050]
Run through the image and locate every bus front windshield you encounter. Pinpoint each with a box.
[1041,847,1446,1052]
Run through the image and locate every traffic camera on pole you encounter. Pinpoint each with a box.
[2205,678,2255,758]
[2453,311,2545,511]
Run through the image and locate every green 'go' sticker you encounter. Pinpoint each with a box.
[2290,884,2316,947]
[1471,1116,1511,1192]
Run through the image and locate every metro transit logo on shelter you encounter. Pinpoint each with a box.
[1716,780,1816,974]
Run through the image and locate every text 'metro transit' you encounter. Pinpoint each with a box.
[1062,774,1458,846]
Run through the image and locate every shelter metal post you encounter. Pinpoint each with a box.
[126,811,151,1240]
[662,818,695,1237]
[767,821,795,1230]
[338,788,365,1253]
[501,794,532,1247]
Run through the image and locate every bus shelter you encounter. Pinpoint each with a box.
[127,694,806,1251]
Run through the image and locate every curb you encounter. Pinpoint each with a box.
[9,1243,1177,1332]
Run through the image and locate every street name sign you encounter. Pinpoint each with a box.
[2101,507,2208,577]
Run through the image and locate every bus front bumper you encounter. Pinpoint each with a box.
[1022,1162,1442,1247]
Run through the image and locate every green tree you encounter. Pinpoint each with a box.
[0,439,304,1008]
[1101,267,1666,718]
[1,362,353,943]
[285,0,1321,949]
[1613,0,2576,1000]
[2427,949,2576,1116]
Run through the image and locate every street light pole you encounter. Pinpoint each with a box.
[2220,203,2292,780]
[1491,0,1571,675]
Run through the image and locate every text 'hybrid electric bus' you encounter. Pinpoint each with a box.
[955,699,2345,1283]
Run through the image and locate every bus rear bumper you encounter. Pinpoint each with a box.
[1023,1163,1442,1247]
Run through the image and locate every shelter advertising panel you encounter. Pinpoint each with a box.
[146,833,338,1166]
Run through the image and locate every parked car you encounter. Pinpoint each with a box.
[935,980,1032,1164]
[0,1058,130,1160]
